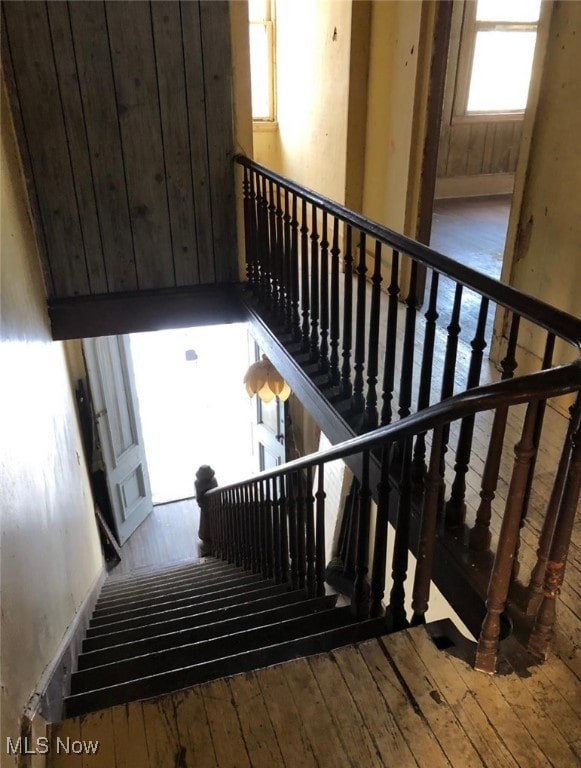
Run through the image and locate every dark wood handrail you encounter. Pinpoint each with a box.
[207,361,580,496]
[235,155,581,348]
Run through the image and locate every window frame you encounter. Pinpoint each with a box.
[452,1,539,124]
[249,0,276,124]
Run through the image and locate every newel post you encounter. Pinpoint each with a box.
[195,465,218,557]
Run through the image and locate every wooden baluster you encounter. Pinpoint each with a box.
[412,427,444,625]
[250,483,258,573]
[475,400,539,674]
[328,217,341,386]
[352,232,367,415]
[365,240,383,430]
[290,193,301,342]
[258,173,270,306]
[412,270,439,479]
[283,187,293,332]
[288,471,299,588]
[470,314,520,550]
[528,402,581,658]
[315,463,326,596]
[259,480,267,578]
[398,259,419,424]
[436,282,463,507]
[527,396,578,614]
[380,250,400,426]
[341,225,354,398]
[342,479,359,581]
[370,442,392,617]
[275,184,286,322]
[223,490,230,562]
[309,205,320,362]
[319,211,330,372]
[300,198,310,353]
[242,166,253,285]
[297,471,307,589]
[241,484,249,570]
[247,169,259,290]
[279,475,290,584]
[518,334,556,535]
[233,487,242,567]
[388,437,412,631]
[305,465,316,597]
[272,476,282,583]
[351,450,371,619]
[266,477,274,579]
[445,296,489,528]
[268,179,279,307]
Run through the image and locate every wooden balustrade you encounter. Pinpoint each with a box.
[203,156,581,674]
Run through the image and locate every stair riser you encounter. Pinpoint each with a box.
[86,583,291,636]
[72,607,351,692]
[65,619,387,717]
[90,579,278,626]
[94,573,263,616]
[79,596,338,669]
[83,590,307,652]
[101,561,239,598]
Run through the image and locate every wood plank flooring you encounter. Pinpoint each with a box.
[108,499,201,579]
[48,625,581,767]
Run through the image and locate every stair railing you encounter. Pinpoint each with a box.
[205,363,580,674]
[235,155,580,544]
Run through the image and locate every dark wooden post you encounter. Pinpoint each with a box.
[288,471,299,589]
[370,442,392,617]
[470,315,520,550]
[279,474,290,584]
[380,250,400,426]
[309,205,320,362]
[352,232,367,415]
[315,463,326,596]
[388,437,412,631]
[475,400,539,674]
[411,427,443,625]
[268,179,279,307]
[195,465,217,557]
[283,187,293,332]
[329,217,341,386]
[365,240,383,430]
[341,225,354,398]
[528,405,581,659]
[412,270,439,480]
[271,476,282,583]
[319,211,330,372]
[297,471,307,589]
[300,198,310,353]
[445,296,489,527]
[290,192,301,341]
[351,450,371,619]
[305,465,316,597]
[527,398,578,614]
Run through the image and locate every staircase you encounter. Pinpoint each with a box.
[65,556,385,717]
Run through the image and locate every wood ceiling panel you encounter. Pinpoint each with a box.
[2,1,237,302]
[3,1,89,297]
[68,0,138,293]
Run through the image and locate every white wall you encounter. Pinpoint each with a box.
[0,78,102,750]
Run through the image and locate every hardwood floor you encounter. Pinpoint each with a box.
[108,499,201,579]
[49,624,581,767]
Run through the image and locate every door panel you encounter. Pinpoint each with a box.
[83,335,153,544]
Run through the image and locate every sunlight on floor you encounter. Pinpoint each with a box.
[130,323,255,504]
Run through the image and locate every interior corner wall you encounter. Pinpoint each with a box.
[272,0,353,204]
[360,0,424,234]
[501,1,581,369]
[0,78,102,746]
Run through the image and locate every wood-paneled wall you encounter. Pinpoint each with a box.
[1,1,237,300]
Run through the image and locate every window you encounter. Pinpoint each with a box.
[249,0,275,121]
[455,0,541,118]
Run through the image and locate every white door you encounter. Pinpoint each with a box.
[83,335,153,544]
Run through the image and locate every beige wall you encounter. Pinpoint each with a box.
[0,79,103,747]
[499,1,580,371]
[254,0,353,205]
[360,1,424,234]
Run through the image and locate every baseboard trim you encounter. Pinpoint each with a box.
[22,566,107,732]
[435,173,514,199]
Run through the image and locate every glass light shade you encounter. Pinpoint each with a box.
[278,381,292,402]
[257,382,275,403]
[267,368,285,395]
[243,355,292,402]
